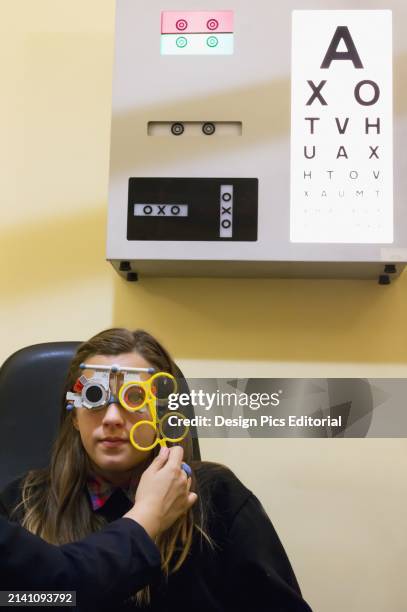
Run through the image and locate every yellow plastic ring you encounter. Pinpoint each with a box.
[159,411,189,443]
[118,380,149,412]
[148,372,178,402]
[129,420,159,452]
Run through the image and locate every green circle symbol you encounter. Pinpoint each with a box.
[176,36,188,48]
[206,36,219,48]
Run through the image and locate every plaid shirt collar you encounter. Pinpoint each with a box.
[87,472,138,511]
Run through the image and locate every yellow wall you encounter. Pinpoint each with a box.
[1,3,407,611]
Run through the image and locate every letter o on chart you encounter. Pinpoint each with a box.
[354,80,380,106]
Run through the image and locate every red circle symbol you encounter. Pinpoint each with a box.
[207,19,219,31]
[176,19,188,31]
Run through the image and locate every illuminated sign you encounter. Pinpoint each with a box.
[290,10,393,243]
[161,11,234,56]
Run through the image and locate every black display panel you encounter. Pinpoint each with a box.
[127,177,258,241]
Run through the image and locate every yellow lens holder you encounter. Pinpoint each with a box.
[119,372,188,452]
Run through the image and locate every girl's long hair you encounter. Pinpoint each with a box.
[14,328,211,602]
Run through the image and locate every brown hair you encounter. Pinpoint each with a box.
[16,328,211,602]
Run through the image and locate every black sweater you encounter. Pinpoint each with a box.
[0,516,160,602]
[0,462,312,612]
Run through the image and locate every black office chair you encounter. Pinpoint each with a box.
[0,342,200,490]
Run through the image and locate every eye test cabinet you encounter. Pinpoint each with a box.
[107,1,407,282]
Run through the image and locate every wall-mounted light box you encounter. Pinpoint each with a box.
[107,1,407,283]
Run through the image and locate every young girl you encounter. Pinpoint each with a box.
[0,328,312,611]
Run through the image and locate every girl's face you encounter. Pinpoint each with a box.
[72,352,156,484]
